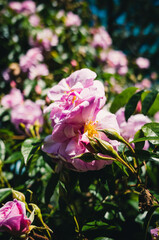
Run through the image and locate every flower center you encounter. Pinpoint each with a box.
[84,120,98,138]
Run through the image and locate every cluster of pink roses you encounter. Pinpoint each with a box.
[42,68,120,172]
[9,0,36,15]
[19,47,49,80]
[1,88,43,134]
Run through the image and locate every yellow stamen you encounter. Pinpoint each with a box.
[84,120,99,138]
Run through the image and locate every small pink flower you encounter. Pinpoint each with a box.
[9,1,22,13]
[91,27,112,49]
[136,57,150,69]
[1,88,23,109]
[10,81,17,88]
[0,199,31,236]
[29,14,40,27]
[21,0,36,15]
[150,227,159,240]
[116,107,151,149]
[11,99,44,133]
[65,12,81,27]
[71,59,78,67]
[35,85,42,95]
[20,47,43,72]
[135,78,151,89]
[30,29,58,51]
[29,63,49,80]
[2,68,11,81]
[106,50,128,75]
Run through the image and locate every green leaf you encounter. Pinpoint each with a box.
[21,138,40,165]
[0,188,12,203]
[110,87,137,113]
[82,220,116,232]
[131,136,159,143]
[114,161,129,177]
[125,90,144,121]
[142,90,158,115]
[148,93,159,116]
[0,139,5,161]
[4,151,22,164]
[142,122,159,145]
[45,173,59,204]
[144,205,159,240]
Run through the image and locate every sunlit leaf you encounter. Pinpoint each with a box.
[21,138,40,165]
[125,90,144,121]
[0,188,12,203]
[142,122,159,145]
[0,139,5,161]
[110,87,137,113]
[142,90,158,115]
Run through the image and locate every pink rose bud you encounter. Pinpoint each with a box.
[71,59,78,67]
[0,199,31,236]
[35,84,42,95]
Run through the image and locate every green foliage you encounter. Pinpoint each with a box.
[110,87,137,113]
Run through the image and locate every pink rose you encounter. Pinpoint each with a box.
[116,108,151,149]
[42,101,120,172]
[11,100,44,133]
[135,57,150,69]
[91,27,112,49]
[1,88,23,109]
[9,1,22,13]
[30,29,58,51]
[20,47,43,72]
[65,12,81,27]
[45,68,106,126]
[106,50,128,75]
[0,199,31,236]
[29,63,49,80]
[29,14,40,27]
[135,78,151,89]
[21,0,36,15]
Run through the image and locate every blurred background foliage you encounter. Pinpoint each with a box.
[87,0,159,74]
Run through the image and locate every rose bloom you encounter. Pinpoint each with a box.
[29,14,40,27]
[21,0,36,15]
[151,227,159,240]
[29,63,49,80]
[42,103,120,172]
[1,88,23,109]
[91,27,112,49]
[135,57,150,69]
[65,11,81,27]
[45,68,106,126]
[43,68,120,172]
[106,49,128,75]
[0,199,31,236]
[116,107,151,149]
[30,29,58,51]
[9,1,22,13]
[9,0,36,15]
[11,99,44,133]
[19,47,43,72]
[135,78,151,89]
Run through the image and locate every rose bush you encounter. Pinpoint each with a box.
[1,1,159,239]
